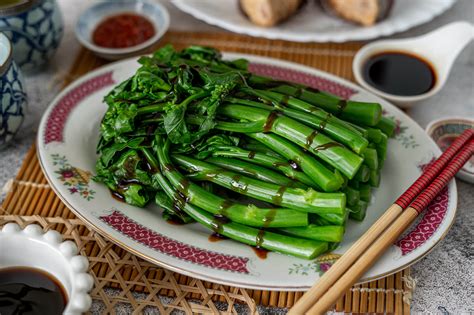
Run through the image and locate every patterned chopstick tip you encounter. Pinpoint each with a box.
[395,129,474,209]
[411,139,474,213]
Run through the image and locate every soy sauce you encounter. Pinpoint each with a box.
[0,267,67,315]
[251,247,269,259]
[363,52,436,96]
[208,233,228,242]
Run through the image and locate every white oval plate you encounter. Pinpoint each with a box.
[172,0,455,43]
[37,53,457,291]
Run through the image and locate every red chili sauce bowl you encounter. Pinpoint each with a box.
[92,13,155,49]
[75,1,169,60]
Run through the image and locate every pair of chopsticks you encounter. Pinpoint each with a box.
[290,128,474,314]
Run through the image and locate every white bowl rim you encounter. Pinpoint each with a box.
[75,0,170,56]
[425,116,474,181]
[0,223,93,315]
[425,116,474,135]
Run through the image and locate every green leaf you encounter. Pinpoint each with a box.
[123,184,149,207]
[98,137,145,167]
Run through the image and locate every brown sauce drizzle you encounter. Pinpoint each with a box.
[294,87,304,98]
[145,161,159,174]
[208,233,228,242]
[253,208,278,258]
[123,158,136,178]
[172,199,185,213]
[210,214,231,235]
[172,178,191,212]
[272,186,287,206]
[119,178,140,186]
[263,111,279,132]
[252,247,269,259]
[219,199,233,215]
[305,130,320,150]
[242,168,257,176]
[272,160,300,171]
[166,218,185,225]
[248,151,256,159]
[255,229,266,249]
[279,95,290,108]
[319,113,331,131]
[336,99,348,116]
[163,163,176,172]
[210,200,233,234]
[178,178,190,196]
[306,86,321,94]
[110,190,125,202]
[314,142,344,153]
[263,208,278,228]
[305,112,333,150]
[232,174,242,182]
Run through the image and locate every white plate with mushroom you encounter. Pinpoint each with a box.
[172,0,456,43]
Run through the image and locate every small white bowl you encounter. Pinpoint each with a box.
[75,0,170,60]
[426,117,474,184]
[0,223,94,315]
[353,21,474,108]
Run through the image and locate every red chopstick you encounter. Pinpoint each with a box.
[290,128,473,314]
[307,138,474,314]
[395,128,474,209]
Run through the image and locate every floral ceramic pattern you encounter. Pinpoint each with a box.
[51,154,95,201]
[383,111,419,149]
[0,0,63,71]
[0,61,26,148]
[101,210,251,274]
[395,160,449,255]
[288,254,341,275]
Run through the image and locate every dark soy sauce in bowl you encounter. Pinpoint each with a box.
[363,51,436,96]
[0,267,67,315]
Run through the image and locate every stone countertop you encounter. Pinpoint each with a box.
[0,0,472,313]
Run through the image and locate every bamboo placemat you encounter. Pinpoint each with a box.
[0,31,414,314]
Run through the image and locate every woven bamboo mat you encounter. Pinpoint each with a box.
[0,31,414,314]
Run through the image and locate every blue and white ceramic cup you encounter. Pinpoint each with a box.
[0,0,63,72]
[0,32,27,149]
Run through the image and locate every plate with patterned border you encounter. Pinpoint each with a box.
[37,53,457,291]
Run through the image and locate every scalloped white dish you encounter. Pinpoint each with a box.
[0,223,93,315]
[172,0,456,43]
[37,53,457,291]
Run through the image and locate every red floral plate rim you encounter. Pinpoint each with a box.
[36,53,457,290]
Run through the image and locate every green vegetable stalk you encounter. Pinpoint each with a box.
[153,169,328,259]
[154,136,308,228]
[174,154,346,215]
[93,45,394,260]
[253,82,382,126]
[219,104,364,179]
